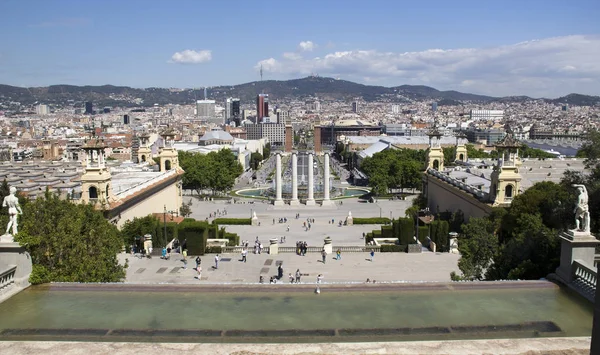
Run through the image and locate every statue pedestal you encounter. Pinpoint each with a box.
[0,234,14,243]
[555,230,599,283]
[323,237,333,255]
[269,238,279,255]
[346,212,353,226]
[0,241,32,295]
[251,215,259,226]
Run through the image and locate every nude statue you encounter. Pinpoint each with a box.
[573,184,590,233]
[3,186,22,236]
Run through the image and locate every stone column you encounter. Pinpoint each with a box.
[322,153,333,206]
[290,153,299,205]
[306,153,315,205]
[274,154,284,206]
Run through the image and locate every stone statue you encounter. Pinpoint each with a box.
[573,184,590,233]
[3,186,22,236]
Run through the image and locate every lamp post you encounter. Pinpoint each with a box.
[163,205,167,247]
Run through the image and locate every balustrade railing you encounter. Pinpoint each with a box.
[222,245,380,253]
[573,259,597,292]
[0,265,16,295]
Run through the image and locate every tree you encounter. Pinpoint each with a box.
[250,152,263,170]
[178,149,243,195]
[519,145,556,159]
[443,146,456,166]
[360,148,426,195]
[466,144,491,159]
[455,217,498,280]
[180,199,193,218]
[16,191,125,284]
[263,143,271,160]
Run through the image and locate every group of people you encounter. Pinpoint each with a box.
[296,241,309,256]
[208,208,227,219]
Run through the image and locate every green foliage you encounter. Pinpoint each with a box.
[178,220,209,255]
[352,217,391,225]
[397,217,415,245]
[360,148,425,195]
[205,246,223,254]
[212,218,252,225]
[263,143,271,160]
[466,144,492,159]
[381,244,405,252]
[121,215,165,249]
[519,145,556,159]
[417,226,429,244]
[179,199,193,218]
[178,149,243,195]
[430,220,449,252]
[250,152,263,170]
[365,232,374,245]
[443,146,457,166]
[576,130,600,165]
[381,225,393,239]
[456,217,498,280]
[16,191,125,284]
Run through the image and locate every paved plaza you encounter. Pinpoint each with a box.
[123,196,461,284]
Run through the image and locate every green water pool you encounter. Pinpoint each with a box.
[0,283,592,343]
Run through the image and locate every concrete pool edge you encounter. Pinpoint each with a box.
[39,279,559,292]
[0,337,591,355]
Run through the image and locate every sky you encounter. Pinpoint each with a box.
[0,0,599,98]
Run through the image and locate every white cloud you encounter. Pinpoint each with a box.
[256,35,600,97]
[298,41,316,52]
[169,49,212,64]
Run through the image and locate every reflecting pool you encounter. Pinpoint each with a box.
[0,283,592,343]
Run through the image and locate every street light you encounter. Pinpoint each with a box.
[163,205,167,248]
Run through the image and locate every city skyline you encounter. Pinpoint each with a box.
[0,0,598,97]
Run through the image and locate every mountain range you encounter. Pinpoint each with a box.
[0,76,598,108]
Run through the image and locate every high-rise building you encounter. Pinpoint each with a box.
[85,102,93,115]
[35,104,50,115]
[391,105,400,114]
[225,98,241,124]
[196,100,216,119]
[123,115,130,125]
[352,101,359,113]
[257,94,269,119]
[276,109,290,124]
[432,102,438,112]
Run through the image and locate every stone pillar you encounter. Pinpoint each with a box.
[306,153,316,205]
[269,238,279,255]
[290,153,299,205]
[321,153,333,206]
[274,154,284,206]
[555,230,599,283]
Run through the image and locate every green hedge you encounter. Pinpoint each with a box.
[212,218,252,225]
[398,218,415,245]
[353,217,392,225]
[381,244,406,252]
[430,220,449,252]
[373,230,382,238]
[224,231,240,246]
[205,246,222,254]
[365,232,374,245]
[417,226,429,244]
[381,225,393,239]
[178,220,209,255]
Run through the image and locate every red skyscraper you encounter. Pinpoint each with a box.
[257,94,269,120]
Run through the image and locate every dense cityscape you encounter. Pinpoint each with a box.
[1,0,599,354]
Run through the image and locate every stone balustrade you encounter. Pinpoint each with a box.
[573,259,597,291]
[0,265,16,297]
[223,245,381,253]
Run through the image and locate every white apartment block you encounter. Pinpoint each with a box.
[470,110,504,121]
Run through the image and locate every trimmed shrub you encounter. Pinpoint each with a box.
[205,246,223,254]
[430,220,449,252]
[381,225,393,239]
[353,217,392,225]
[417,226,429,244]
[398,217,415,245]
[365,232,374,245]
[373,230,382,238]
[224,232,241,246]
[212,218,252,225]
[381,244,405,252]
[178,220,209,255]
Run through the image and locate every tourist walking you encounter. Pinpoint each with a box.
[370,249,375,262]
[241,248,247,262]
[215,254,220,269]
[195,256,201,269]
[182,249,188,269]
[336,249,341,260]
[295,269,301,283]
[321,249,327,264]
[196,265,202,280]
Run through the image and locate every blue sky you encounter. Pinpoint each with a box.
[0,0,598,97]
